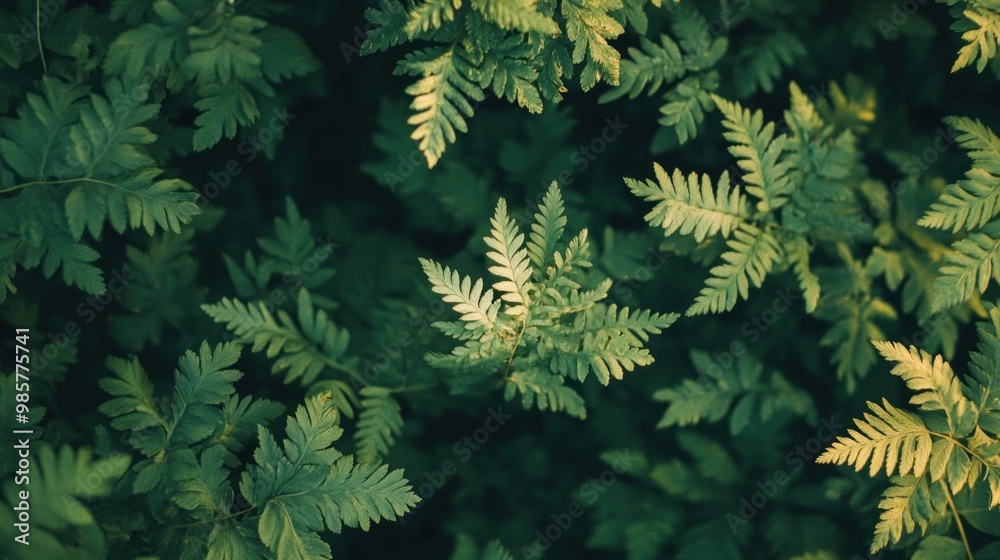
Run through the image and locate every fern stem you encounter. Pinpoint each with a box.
[321,355,367,386]
[501,318,528,380]
[0,177,125,195]
[928,430,991,471]
[35,0,47,75]
[941,481,974,560]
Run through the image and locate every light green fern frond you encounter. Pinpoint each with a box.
[396,45,486,168]
[486,198,534,315]
[687,224,782,315]
[931,223,1000,311]
[871,475,948,552]
[561,0,625,91]
[626,163,748,242]
[421,259,500,332]
[873,341,977,435]
[920,117,1000,232]
[952,7,1000,73]
[712,95,793,212]
[816,398,934,478]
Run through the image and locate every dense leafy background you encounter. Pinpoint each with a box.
[2,0,1000,559]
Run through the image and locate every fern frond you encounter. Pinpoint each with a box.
[952,8,1000,73]
[870,475,948,553]
[712,95,793,211]
[931,224,1000,311]
[733,31,806,97]
[920,117,1000,232]
[526,182,567,272]
[785,236,820,312]
[872,341,976,435]
[361,0,411,55]
[817,295,896,392]
[655,351,814,434]
[504,369,587,418]
[473,36,544,114]
[816,398,933,478]
[470,0,557,33]
[396,45,486,167]
[669,4,727,71]
[626,163,748,242]
[421,258,500,330]
[355,386,404,463]
[657,72,717,144]
[201,290,352,385]
[687,224,782,315]
[550,304,678,384]
[601,34,685,102]
[919,176,1000,233]
[242,396,419,559]
[486,198,534,314]
[561,0,625,91]
[404,0,463,37]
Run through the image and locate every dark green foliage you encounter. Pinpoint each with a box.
[4,1,1000,559]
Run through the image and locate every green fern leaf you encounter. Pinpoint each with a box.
[355,386,404,463]
[654,350,814,434]
[785,236,821,312]
[601,34,685,102]
[396,45,486,167]
[242,396,418,560]
[526,182,567,272]
[486,198,534,314]
[504,369,587,418]
[405,0,463,37]
[687,223,782,315]
[626,163,748,242]
[657,72,718,144]
[712,95,793,212]
[816,398,934,478]
[932,223,1000,311]
[193,82,260,151]
[871,475,948,552]
[470,0,557,33]
[561,0,624,91]
[952,8,1000,73]
[873,341,977,436]
[920,117,1000,232]
[362,0,411,55]
[202,289,352,385]
[733,31,806,97]
[473,36,544,114]
[421,258,500,331]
